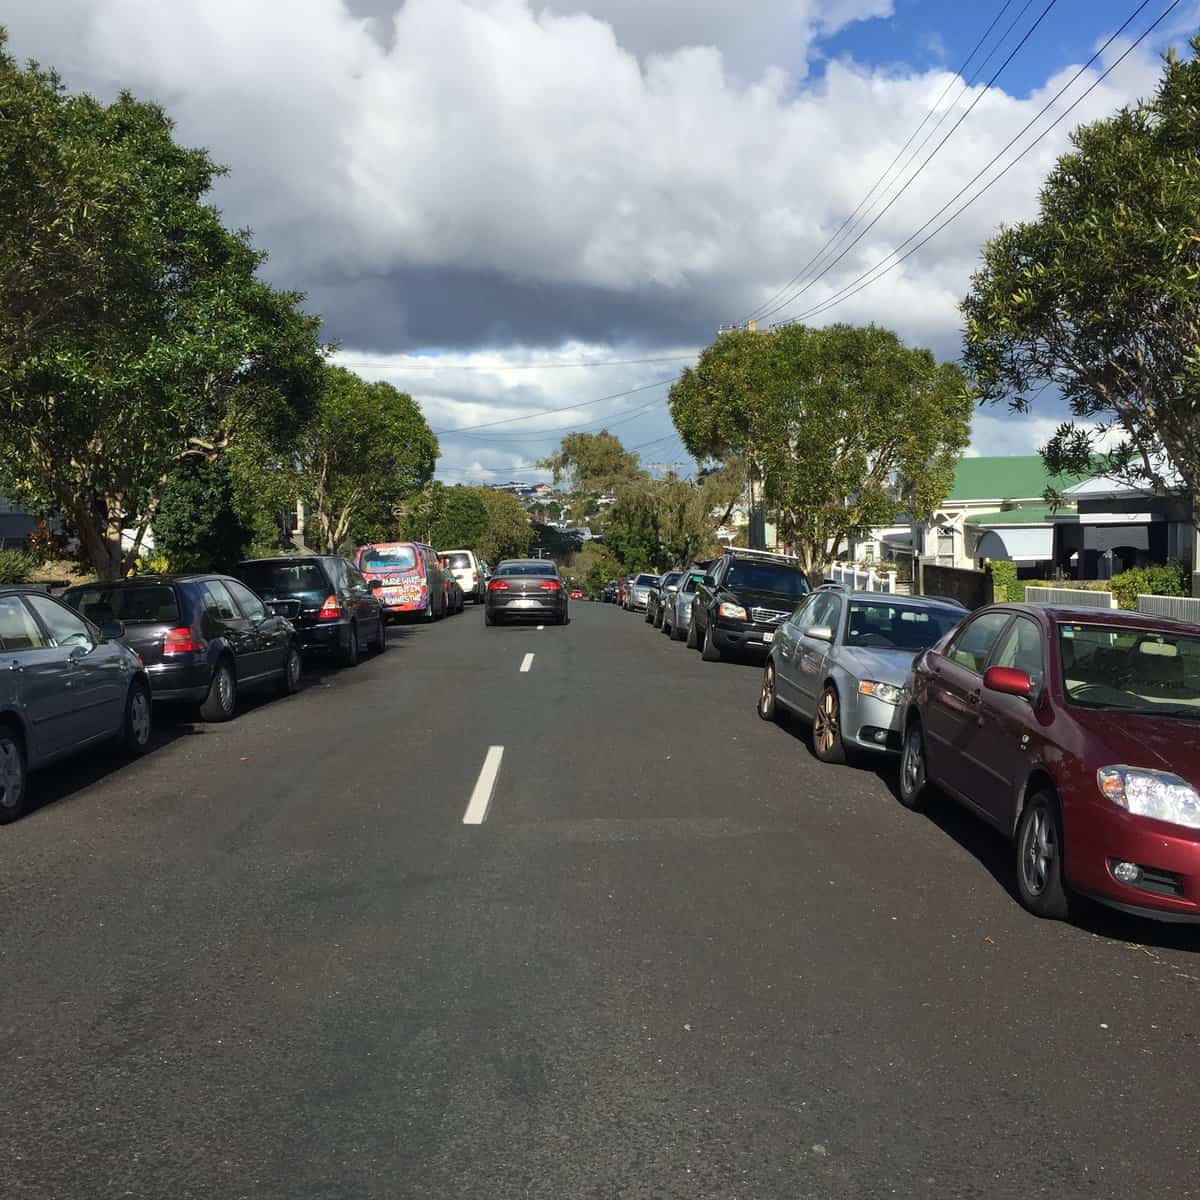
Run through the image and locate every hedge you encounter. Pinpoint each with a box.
[986,560,1189,610]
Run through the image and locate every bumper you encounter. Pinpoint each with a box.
[295,621,350,652]
[145,660,211,703]
[487,598,567,621]
[843,692,905,753]
[712,622,780,655]
[1066,802,1200,921]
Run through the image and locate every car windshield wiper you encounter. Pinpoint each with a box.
[1142,705,1200,721]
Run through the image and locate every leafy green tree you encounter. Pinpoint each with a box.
[290,366,438,554]
[576,545,625,596]
[541,431,643,520]
[152,457,252,573]
[671,324,970,577]
[475,486,532,564]
[0,36,324,578]
[963,39,1200,556]
[431,487,489,549]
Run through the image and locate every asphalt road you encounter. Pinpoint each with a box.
[2,601,1198,1199]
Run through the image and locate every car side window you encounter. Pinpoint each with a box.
[0,596,49,651]
[25,594,94,649]
[225,580,268,622]
[788,595,818,627]
[947,611,1011,674]
[202,581,240,621]
[991,616,1045,690]
[800,593,837,634]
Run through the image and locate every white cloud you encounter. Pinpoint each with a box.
[0,0,1174,470]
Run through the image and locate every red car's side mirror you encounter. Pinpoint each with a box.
[984,666,1032,699]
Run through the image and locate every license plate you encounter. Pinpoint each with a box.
[510,598,541,608]
[762,631,774,644]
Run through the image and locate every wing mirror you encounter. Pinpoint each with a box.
[984,666,1032,698]
[98,619,126,642]
[806,626,833,642]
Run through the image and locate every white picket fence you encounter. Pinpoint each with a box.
[829,562,897,594]
[1024,586,1116,608]
[1137,593,1200,624]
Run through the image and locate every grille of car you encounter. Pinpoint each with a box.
[750,607,789,624]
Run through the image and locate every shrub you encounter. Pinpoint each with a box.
[0,548,37,584]
[987,560,1019,603]
[1109,562,1189,610]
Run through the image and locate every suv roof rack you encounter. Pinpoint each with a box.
[725,547,800,565]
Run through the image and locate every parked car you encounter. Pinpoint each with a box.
[0,586,152,822]
[354,541,447,621]
[689,549,812,661]
[64,575,304,722]
[238,555,385,666]
[625,573,660,612]
[601,581,618,604]
[440,549,485,604]
[646,571,682,626]
[899,603,1200,923]
[661,565,708,641]
[442,568,464,615]
[570,589,584,600]
[485,559,569,626]
[757,591,965,763]
[616,579,628,607]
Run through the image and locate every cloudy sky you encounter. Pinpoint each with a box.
[5,0,1196,480]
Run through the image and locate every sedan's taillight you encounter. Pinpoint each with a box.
[489,580,510,591]
[539,580,562,591]
[318,594,342,619]
[163,627,202,655]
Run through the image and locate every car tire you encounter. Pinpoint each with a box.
[121,679,153,755]
[200,658,237,722]
[644,607,653,624]
[423,598,435,623]
[485,609,496,627]
[701,620,722,662]
[278,643,304,695]
[661,616,672,637]
[339,623,360,668]
[0,724,30,825]
[370,615,387,654]
[685,614,699,649]
[897,720,927,811]
[1015,790,1072,920]
[758,662,778,722]
[812,685,847,764]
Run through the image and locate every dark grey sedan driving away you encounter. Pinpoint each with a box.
[484,560,569,626]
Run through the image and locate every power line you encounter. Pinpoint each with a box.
[739,0,1019,326]
[754,0,1061,325]
[436,431,684,479]
[783,0,1174,326]
[429,375,678,435]
[448,393,668,441]
[335,353,696,372]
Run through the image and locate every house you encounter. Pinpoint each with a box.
[0,495,38,547]
[1047,475,1196,583]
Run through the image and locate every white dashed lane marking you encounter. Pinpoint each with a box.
[463,746,504,825]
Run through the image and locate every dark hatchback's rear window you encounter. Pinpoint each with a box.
[239,561,329,597]
[497,563,559,577]
[67,585,179,625]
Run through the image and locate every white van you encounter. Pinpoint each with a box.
[438,549,485,604]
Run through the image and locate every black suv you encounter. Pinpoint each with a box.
[688,549,811,662]
[237,556,386,667]
[62,574,303,722]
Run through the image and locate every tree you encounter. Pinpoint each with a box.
[671,324,971,578]
[152,457,252,573]
[428,486,489,549]
[574,544,624,596]
[292,366,438,554]
[475,487,532,564]
[541,431,643,517]
[0,37,324,578]
[963,39,1200,551]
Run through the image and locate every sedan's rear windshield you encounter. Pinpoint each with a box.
[359,545,418,572]
[725,562,810,596]
[1060,624,1200,717]
[442,553,471,570]
[239,561,329,596]
[844,602,962,651]
[498,563,558,577]
[635,574,659,586]
[67,584,179,625]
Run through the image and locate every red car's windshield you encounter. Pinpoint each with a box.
[1059,623,1200,718]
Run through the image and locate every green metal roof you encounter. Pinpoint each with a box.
[947,456,1090,502]
[964,505,1075,527]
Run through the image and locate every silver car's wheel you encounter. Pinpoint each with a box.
[0,729,28,823]
[758,662,778,722]
[812,686,846,764]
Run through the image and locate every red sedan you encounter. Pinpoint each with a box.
[899,603,1200,923]
[569,589,584,600]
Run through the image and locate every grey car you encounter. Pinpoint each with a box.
[0,586,153,823]
[626,573,660,612]
[484,559,569,626]
[757,590,964,763]
[660,566,708,641]
[645,571,682,626]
